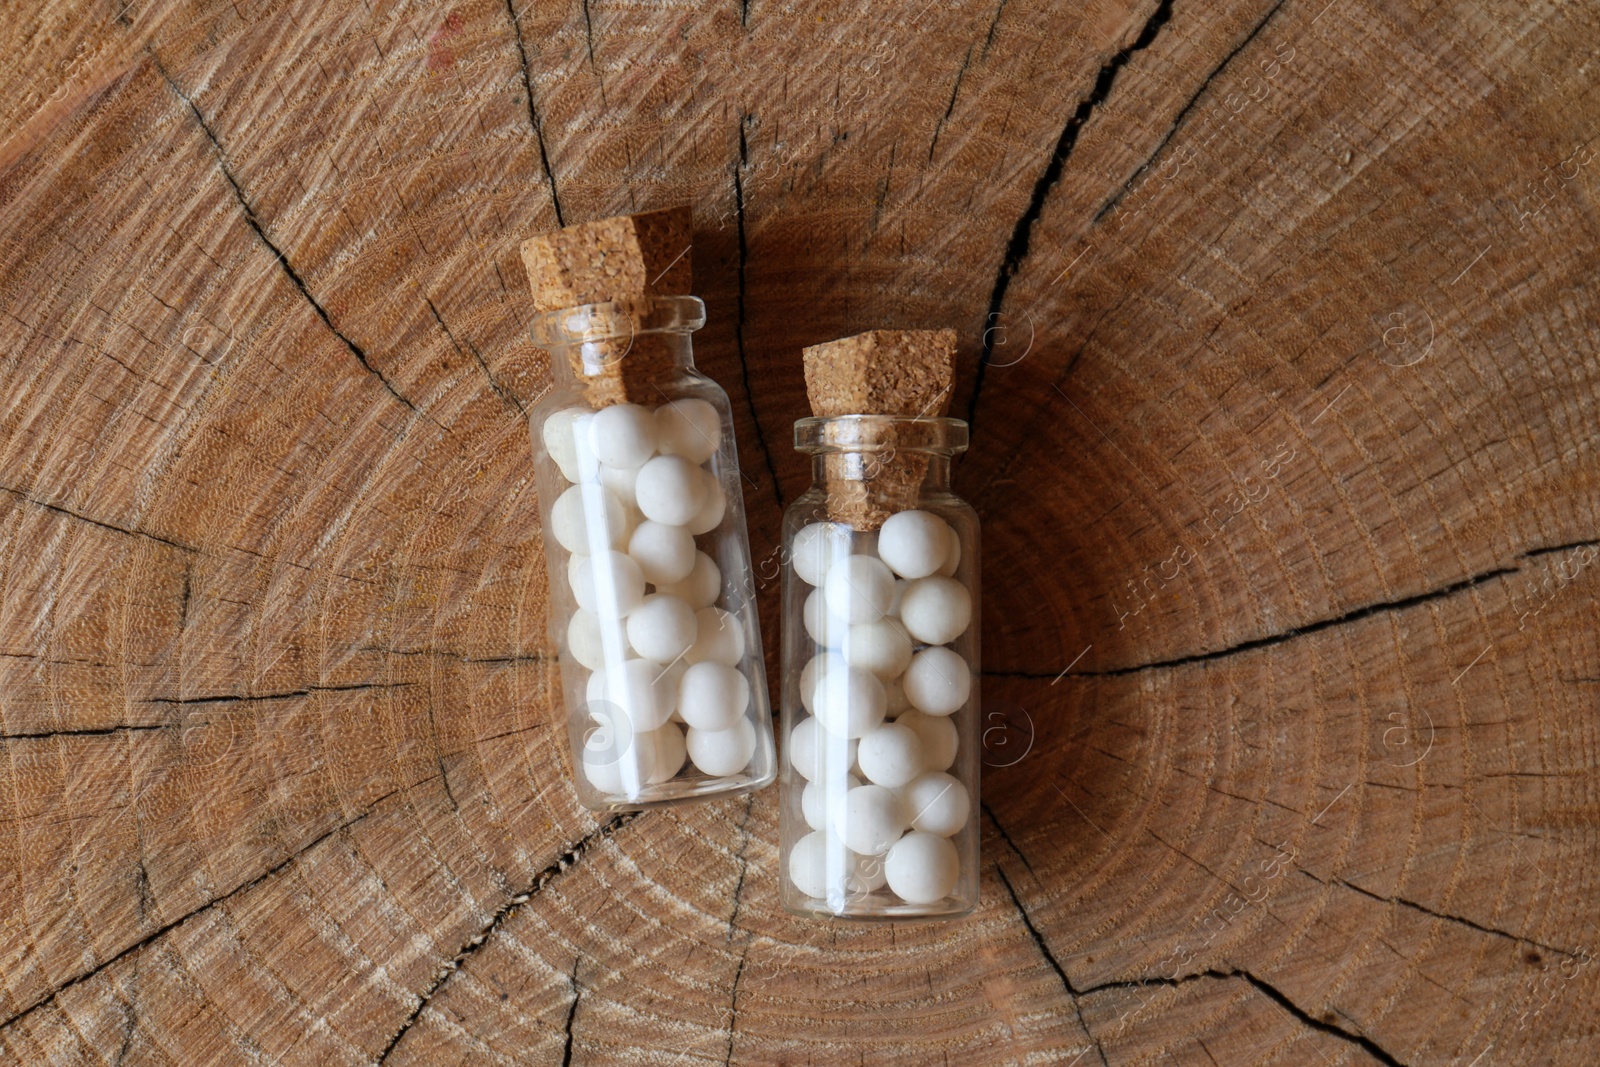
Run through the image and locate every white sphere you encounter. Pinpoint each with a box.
[637,724,687,784]
[581,745,625,795]
[786,715,858,782]
[803,588,844,647]
[878,510,954,579]
[550,484,624,555]
[677,661,750,730]
[686,717,756,777]
[541,407,588,482]
[884,831,960,904]
[626,594,698,663]
[801,773,860,831]
[842,620,913,679]
[634,455,707,525]
[566,610,611,672]
[902,772,970,836]
[570,551,646,618]
[824,555,896,623]
[895,709,958,771]
[856,722,925,788]
[590,403,656,468]
[797,652,832,713]
[684,606,745,666]
[937,525,961,577]
[903,646,972,716]
[628,520,696,585]
[655,550,721,608]
[899,576,972,645]
[653,398,721,463]
[788,830,851,899]
[791,522,849,586]
[686,471,727,535]
[833,784,908,856]
[598,460,643,506]
[608,657,675,730]
[811,656,888,739]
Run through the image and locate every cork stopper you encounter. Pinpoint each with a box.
[802,329,956,419]
[521,206,694,406]
[801,329,958,529]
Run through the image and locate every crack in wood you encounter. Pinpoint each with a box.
[981,0,1010,59]
[560,957,581,1067]
[503,0,565,226]
[423,294,524,415]
[0,484,197,553]
[374,812,641,1063]
[1093,0,1291,223]
[0,778,426,1033]
[1331,874,1589,961]
[722,949,747,1067]
[982,801,1037,876]
[154,58,425,418]
[994,559,1525,679]
[0,724,169,741]
[967,0,1177,431]
[144,681,414,705]
[1235,970,1409,1067]
[732,116,785,507]
[994,865,1107,1066]
[928,44,974,163]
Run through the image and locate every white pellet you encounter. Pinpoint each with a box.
[856,722,925,788]
[653,398,721,463]
[786,715,858,782]
[898,576,972,645]
[901,771,969,836]
[902,646,971,716]
[625,593,698,663]
[684,606,745,666]
[834,783,909,856]
[635,454,707,526]
[677,661,750,731]
[550,484,625,555]
[628,520,697,585]
[878,510,954,579]
[570,551,646,618]
[654,550,721,608]
[884,831,959,904]
[791,522,849,587]
[824,554,896,623]
[686,470,727,535]
[895,709,958,771]
[686,717,756,776]
[590,403,657,468]
[842,619,913,679]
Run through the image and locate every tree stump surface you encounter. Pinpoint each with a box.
[2,0,1597,1063]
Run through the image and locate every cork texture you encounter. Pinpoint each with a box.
[802,329,956,529]
[521,207,694,405]
[802,328,955,418]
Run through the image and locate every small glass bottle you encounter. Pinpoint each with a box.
[529,295,775,809]
[778,414,979,918]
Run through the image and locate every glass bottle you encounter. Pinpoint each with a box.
[778,414,979,918]
[528,295,775,810]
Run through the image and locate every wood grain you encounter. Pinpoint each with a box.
[2,0,1597,1063]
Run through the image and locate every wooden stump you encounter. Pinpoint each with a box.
[2,0,1597,1063]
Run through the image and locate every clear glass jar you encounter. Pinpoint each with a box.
[778,415,979,919]
[528,295,775,810]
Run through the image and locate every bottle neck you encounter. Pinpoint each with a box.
[811,452,952,489]
[530,296,704,386]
